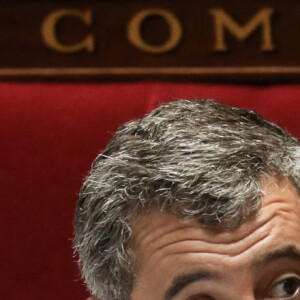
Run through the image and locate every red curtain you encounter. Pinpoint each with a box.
[1,82,300,300]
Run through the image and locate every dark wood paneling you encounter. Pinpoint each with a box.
[1,1,300,82]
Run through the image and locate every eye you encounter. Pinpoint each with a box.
[187,295,213,300]
[267,274,300,298]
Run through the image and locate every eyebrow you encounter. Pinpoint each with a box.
[163,270,222,300]
[163,246,300,300]
[253,245,300,268]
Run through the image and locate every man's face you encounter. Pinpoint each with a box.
[130,176,300,300]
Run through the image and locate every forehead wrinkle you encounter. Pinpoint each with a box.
[141,208,278,258]
[147,225,272,268]
[133,219,192,252]
[171,232,270,259]
[132,193,299,271]
[139,208,296,271]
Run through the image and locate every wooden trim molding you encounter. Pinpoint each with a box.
[1,1,300,82]
[2,67,300,76]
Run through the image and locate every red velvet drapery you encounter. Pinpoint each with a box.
[1,82,300,300]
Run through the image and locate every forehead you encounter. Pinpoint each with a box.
[130,177,300,299]
[132,176,300,249]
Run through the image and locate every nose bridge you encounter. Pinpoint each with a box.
[236,295,255,300]
[225,287,256,300]
[225,262,255,300]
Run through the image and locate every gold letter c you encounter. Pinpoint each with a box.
[41,9,94,53]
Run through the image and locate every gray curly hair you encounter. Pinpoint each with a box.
[73,99,300,300]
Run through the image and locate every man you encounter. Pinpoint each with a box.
[74,99,300,300]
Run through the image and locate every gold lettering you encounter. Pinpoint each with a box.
[127,8,182,54]
[210,8,275,52]
[41,9,94,53]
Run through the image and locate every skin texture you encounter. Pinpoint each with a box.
[88,176,300,300]
[129,176,300,300]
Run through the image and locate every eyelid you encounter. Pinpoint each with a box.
[271,272,300,284]
[187,295,213,300]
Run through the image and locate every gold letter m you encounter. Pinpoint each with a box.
[210,8,275,52]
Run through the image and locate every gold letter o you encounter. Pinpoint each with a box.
[127,8,183,54]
